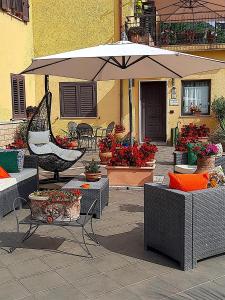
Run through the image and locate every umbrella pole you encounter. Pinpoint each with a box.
[45,75,49,93]
[129,79,133,146]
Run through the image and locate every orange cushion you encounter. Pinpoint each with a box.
[168,173,209,192]
[0,166,11,179]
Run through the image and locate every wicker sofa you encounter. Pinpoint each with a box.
[144,183,225,270]
[0,155,38,219]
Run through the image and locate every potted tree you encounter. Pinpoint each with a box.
[84,159,101,182]
[193,143,219,174]
[211,96,225,151]
[98,134,114,164]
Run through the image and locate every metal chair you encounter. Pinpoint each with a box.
[94,121,115,150]
[76,123,95,150]
[13,197,99,258]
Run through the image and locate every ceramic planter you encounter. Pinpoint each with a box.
[85,172,101,182]
[106,166,154,187]
[99,152,112,164]
[29,193,81,222]
[194,156,215,174]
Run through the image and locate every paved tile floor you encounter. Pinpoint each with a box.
[1,146,225,299]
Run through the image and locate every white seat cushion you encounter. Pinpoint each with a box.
[29,141,82,162]
[175,165,197,174]
[10,168,37,183]
[0,178,17,191]
[30,143,52,155]
[28,131,50,144]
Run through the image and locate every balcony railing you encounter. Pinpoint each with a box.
[125,13,225,48]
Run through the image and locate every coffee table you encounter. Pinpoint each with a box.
[62,176,109,219]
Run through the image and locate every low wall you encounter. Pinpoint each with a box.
[0,121,22,147]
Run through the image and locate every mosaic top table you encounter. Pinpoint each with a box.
[62,176,109,219]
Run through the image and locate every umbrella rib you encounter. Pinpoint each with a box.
[198,0,225,18]
[147,56,183,78]
[21,58,72,74]
[126,56,149,68]
[92,57,112,81]
[125,56,132,66]
[98,57,121,68]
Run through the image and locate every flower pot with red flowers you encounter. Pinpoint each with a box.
[114,124,126,141]
[67,140,78,149]
[29,189,82,222]
[192,143,219,174]
[84,159,101,182]
[140,138,158,165]
[175,123,210,152]
[190,103,202,116]
[98,134,114,164]
[106,141,155,186]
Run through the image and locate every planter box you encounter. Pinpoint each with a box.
[106,166,154,187]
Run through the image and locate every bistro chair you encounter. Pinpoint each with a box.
[76,123,95,150]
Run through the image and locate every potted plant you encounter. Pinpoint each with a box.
[84,159,101,182]
[211,96,225,150]
[190,103,202,116]
[106,141,155,186]
[139,138,158,165]
[197,124,210,143]
[98,134,114,164]
[29,189,82,223]
[61,128,79,149]
[114,124,125,141]
[192,143,219,174]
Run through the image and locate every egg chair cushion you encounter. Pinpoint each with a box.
[28,130,50,145]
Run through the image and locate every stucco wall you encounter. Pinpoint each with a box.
[0,2,35,122]
[32,0,133,135]
[129,50,225,142]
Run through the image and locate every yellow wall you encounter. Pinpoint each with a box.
[0,3,35,122]
[130,50,225,143]
[32,0,133,135]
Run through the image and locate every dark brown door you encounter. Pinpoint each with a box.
[141,81,166,141]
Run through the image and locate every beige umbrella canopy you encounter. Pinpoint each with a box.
[22,41,225,142]
[154,0,225,21]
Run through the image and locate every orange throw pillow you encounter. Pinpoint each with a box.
[0,166,11,179]
[168,173,209,192]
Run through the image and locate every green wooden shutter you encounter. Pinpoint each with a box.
[60,83,78,117]
[79,82,97,117]
[11,74,26,119]
[22,0,29,21]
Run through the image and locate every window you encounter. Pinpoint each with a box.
[182,80,211,116]
[60,82,97,118]
[11,74,26,119]
[1,0,29,22]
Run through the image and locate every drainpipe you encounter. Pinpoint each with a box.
[118,0,123,124]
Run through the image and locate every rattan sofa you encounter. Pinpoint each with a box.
[0,155,38,218]
[144,183,225,270]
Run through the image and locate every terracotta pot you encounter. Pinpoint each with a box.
[29,193,81,222]
[85,172,101,182]
[194,156,215,174]
[114,132,125,141]
[68,140,78,149]
[106,166,154,187]
[193,111,201,117]
[99,152,112,164]
[197,137,208,143]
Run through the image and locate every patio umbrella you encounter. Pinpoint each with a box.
[154,0,225,21]
[22,40,225,142]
